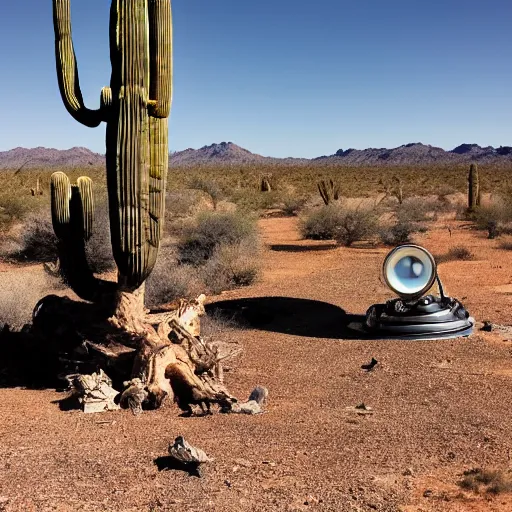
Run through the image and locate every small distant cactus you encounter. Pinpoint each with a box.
[468,163,480,212]
[318,179,340,205]
[30,177,43,196]
[392,176,403,205]
[260,175,272,192]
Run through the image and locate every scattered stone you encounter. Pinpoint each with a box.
[168,436,213,465]
[402,468,414,477]
[234,458,252,468]
[70,369,120,413]
[423,489,433,498]
[119,378,148,415]
[224,386,268,415]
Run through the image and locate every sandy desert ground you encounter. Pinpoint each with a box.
[1,216,512,511]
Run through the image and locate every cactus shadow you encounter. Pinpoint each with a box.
[206,296,367,340]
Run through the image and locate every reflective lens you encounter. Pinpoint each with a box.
[383,245,436,299]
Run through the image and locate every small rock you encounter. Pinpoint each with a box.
[423,489,433,498]
[235,458,252,468]
[402,468,414,477]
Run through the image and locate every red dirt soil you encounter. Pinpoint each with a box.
[1,217,512,512]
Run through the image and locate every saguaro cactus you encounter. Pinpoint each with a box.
[318,179,340,205]
[53,0,172,294]
[467,163,480,212]
[44,1,237,411]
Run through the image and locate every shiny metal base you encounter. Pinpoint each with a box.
[348,295,474,341]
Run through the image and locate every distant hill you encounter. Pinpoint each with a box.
[0,146,105,170]
[314,142,512,165]
[1,141,511,169]
[170,142,309,166]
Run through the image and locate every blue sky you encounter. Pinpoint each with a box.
[0,0,510,158]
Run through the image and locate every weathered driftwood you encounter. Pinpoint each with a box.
[31,292,239,414]
[70,369,119,413]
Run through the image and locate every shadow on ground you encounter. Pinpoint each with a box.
[206,296,366,340]
[269,244,337,252]
[154,456,203,477]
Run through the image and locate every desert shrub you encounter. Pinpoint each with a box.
[15,214,58,262]
[281,194,308,216]
[300,204,345,240]
[472,202,512,239]
[178,211,259,265]
[145,248,204,307]
[188,177,224,210]
[459,468,512,495]
[333,207,378,247]
[165,189,205,218]
[11,204,115,274]
[396,198,438,223]
[0,196,29,232]
[379,221,419,246]
[201,241,261,294]
[499,240,512,251]
[229,189,281,212]
[436,245,474,263]
[0,271,55,330]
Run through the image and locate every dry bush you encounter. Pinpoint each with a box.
[333,208,378,247]
[201,241,261,294]
[459,468,512,495]
[299,205,346,240]
[229,189,282,212]
[396,197,441,223]
[10,204,115,274]
[436,245,474,264]
[300,204,378,245]
[379,221,419,246]
[472,201,512,239]
[145,247,204,307]
[178,210,259,265]
[499,240,512,251]
[0,196,29,232]
[281,194,308,216]
[14,213,58,262]
[188,177,224,210]
[0,271,56,330]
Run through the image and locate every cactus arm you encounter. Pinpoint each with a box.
[50,172,115,302]
[148,117,169,248]
[53,0,103,127]
[148,0,173,119]
[76,177,94,241]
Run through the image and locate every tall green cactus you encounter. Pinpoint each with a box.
[468,163,480,212]
[52,0,172,292]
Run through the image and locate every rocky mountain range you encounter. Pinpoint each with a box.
[1,141,511,169]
